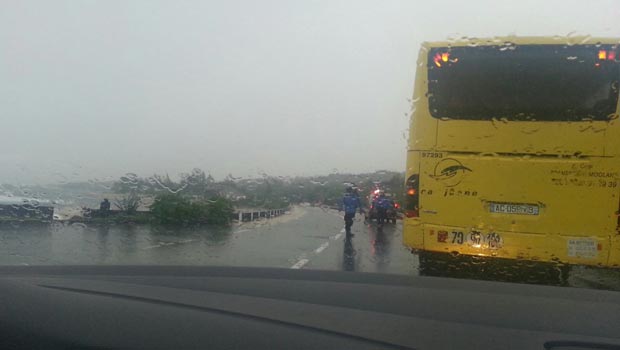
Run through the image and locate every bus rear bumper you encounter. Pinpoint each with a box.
[404,222,614,267]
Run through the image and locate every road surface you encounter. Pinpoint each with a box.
[0,205,618,291]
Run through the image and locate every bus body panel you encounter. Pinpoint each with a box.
[609,235,620,267]
[418,223,611,266]
[436,120,608,156]
[405,149,619,266]
[605,119,620,156]
[408,49,437,152]
[404,37,620,267]
[418,152,618,237]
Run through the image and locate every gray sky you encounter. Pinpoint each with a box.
[1,0,619,184]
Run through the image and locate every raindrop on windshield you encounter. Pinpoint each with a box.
[579,35,592,44]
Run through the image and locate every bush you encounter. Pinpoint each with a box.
[204,197,234,225]
[114,192,142,214]
[150,194,201,224]
[149,194,234,225]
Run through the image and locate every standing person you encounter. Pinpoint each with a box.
[100,198,111,217]
[341,187,360,236]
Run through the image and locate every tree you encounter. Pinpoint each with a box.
[179,168,217,198]
[114,192,142,214]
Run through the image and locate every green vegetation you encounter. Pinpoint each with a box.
[82,212,152,225]
[149,193,234,225]
[1,168,404,225]
[109,168,404,210]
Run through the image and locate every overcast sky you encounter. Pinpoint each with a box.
[1,0,619,184]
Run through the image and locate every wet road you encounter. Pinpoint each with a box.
[1,205,619,291]
[0,206,415,274]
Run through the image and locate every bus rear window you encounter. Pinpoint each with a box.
[427,45,620,121]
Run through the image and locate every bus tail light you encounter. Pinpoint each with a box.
[404,174,419,218]
[598,49,619,61]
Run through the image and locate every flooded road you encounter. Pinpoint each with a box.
[0,205,618,291]
[0,206,413,272]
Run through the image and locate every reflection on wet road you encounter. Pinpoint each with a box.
[0,206,619,291]
[0,206,413,275]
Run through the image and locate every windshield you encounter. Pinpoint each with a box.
[428,45,620,121]
[1,0,620,297]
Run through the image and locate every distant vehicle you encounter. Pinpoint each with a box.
[366,190,399,224]
[403,36,620,274]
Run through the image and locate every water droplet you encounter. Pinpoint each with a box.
[579,35,592,44]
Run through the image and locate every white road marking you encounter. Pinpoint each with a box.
[340,228,346,233]
[290,259,309,269]
[333,233,343,240]
[142,239,195,250]
[235,229,250,233]
[314,242,329,254]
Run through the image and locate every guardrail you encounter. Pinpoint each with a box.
[74,207,290,224]
[233,208,289,222]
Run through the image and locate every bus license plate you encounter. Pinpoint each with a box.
[489,202,539,215]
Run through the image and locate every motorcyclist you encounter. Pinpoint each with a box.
[341,187,361,236]
[374,192,391,226]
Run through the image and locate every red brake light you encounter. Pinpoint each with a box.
[404,174,419,218]
[598,50,618,61]
[433,53,442,67]
[433,52,455,67]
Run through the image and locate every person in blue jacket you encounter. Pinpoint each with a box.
[341,187,361,236]
[374,192,392,226]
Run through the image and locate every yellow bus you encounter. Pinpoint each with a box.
[403,37,620,273]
